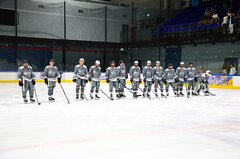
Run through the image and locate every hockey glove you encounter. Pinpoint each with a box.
[44,78,48,85]
[152,78,155,84]
[175,78,179,83]
[72,79,76,83]
[106,78,109,83]
[57,78,61,83]
[32,79,36,85]
[163,78,167,85]
[143,78,146,83]
[130,77,133,83]
[139,79,142,84]
[125,72,129,79]
[195,77,198,82]
[18,80,23,87]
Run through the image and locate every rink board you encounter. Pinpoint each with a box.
[0,72,240,89]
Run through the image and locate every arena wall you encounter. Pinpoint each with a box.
[0,72,239,89]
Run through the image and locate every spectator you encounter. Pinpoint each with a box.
[221,64,228,75]
[229,64,236,75]
[204,9,210,17]
[199,8,217,26]
[222,14,228,34]
[212,12,219,24]
[238,64,240,75]
[235,10,240,30]
[227,12,235,34]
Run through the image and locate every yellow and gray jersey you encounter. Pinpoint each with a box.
[89,65,101,81]
[142,66,154,81]
[176,67,187,81]
[129,66,141,81]
[153,66,164,80]
[17,66,35,81]
[117,66,127,80]
[43,66,60,81]
[105,67,119,81]
[186,67,198,81]
[164,68,175,83]
[73,64,88,80]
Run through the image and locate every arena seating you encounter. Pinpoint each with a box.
[154,0,240,36]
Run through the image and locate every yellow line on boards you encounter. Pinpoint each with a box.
[0,80,240,89]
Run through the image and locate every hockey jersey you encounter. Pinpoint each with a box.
[17,66,35,81]
[117,66,128,80]
[153,66,164,80]
[164,68,175,83]
[73,64,88,80]
[129,66,141,81]
[89,65,101,81]
[176,67,187,81]
[105,67,119,82]
[43,66,60,81]
[186,67,198,81]
[142,66,154,81]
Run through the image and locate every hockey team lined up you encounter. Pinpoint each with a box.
[17,58,213,103]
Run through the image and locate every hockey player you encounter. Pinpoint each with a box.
[43,59,61,101]
[186,63,198,96]
[73,58,88,100]
[200,70,213,96]
[129,61,142,98]
[194,66,204,95]
[105,61,120,99]
[89,60,101,99]
[164,63,176,96]
[153,61,165,97]
[17,60,36,103]
[175,62,187,96]
[117,60,128,98]
[196,70,213,96]
[142,60,154,98]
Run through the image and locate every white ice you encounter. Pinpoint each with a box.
[0,83,240,159]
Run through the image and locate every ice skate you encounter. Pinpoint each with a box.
[95,94,100,99]
[23,98,28,103]
[49,97,55,102]
[90,93,94,99]
[80,94,84,100]
[30,98,35,103]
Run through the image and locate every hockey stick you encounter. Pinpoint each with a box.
[118,80,134,95]
[208,92,216,96]
[21,80,27,103]
[201,90,216,96]
[174,81,179,97]
[33,86,41,105]
[59,83,70,104]
[99,87,114,100]
[138,85,151,100]
[82,93,88,101]
[151,89,160,99]
[58,72,70,104]
[157,86,167,98]
[129,81,142,97]
[91,81,113,100]
[185,83,190,98]
[202,83,216,96]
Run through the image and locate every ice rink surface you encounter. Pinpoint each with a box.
[0,83,240,159]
